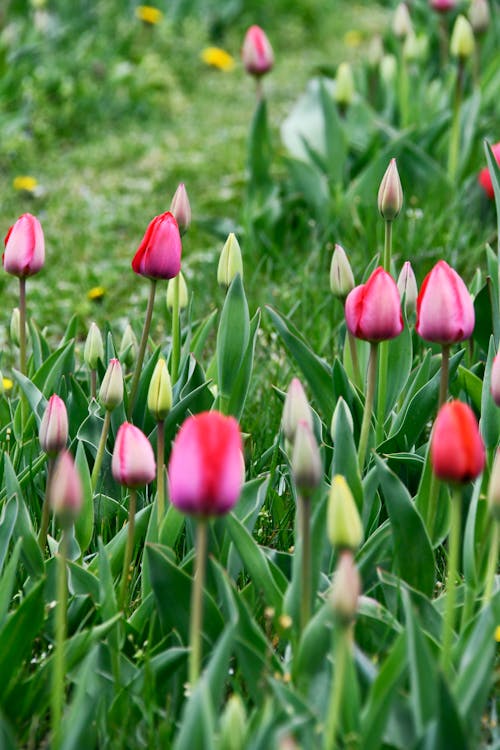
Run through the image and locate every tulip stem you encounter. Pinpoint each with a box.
[398,53,410,129]
[358,343,378,471]
[189,518,208,687]
[441,486,462,675]
[38,457,54,552]
[156,419,165,526]
[171,274,181,384]
[483,523,499,604]
[19,277,27,376]
[448,60,464,182]
[439,345,450,410]
[128,279,157,419]
[119,488,137,612]
[383,219,392,272]
[324,624,350,750]
[52,529,69,749]
[91,410,111,491]
[299,494,312,634]
[346,330,362,389]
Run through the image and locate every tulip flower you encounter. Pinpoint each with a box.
[478,142,500,200]
[490,352,500,406]
[166,271,188,311]
[165,193,188,390]
[334,62,355,112]
[450,14,475,59]
[392,3,413,39]
[345,267,403,343]
[217,233,243,288]
[448,16,475,179]
[468,0,490,35]
[91,359,124,491]
[282,377,313,446]
[84,322,104,399]
[242,25,274,78]
[430,0,456,12]
[49,449,83,524]
[148,357,173,523]
[397,261,418,318]
[39,394,68,456]
[330,244,355,301]
[378,159,403,225]
[169,183,191,235]
[327,475,363,552]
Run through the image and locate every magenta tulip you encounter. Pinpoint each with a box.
[49,450,83,522]
[430,0,456,12]
[112,422,156,488]
[345,267,403,342]
[39,395,68,456]
[431,401,485,483]
[242,25,274,77]
[168,411,243,516]
[132,211,182,280]
[416,260,474,344]
[478,142,500,200]
[3,213,45,277]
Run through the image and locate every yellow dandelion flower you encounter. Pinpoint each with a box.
[344,30,363,48]
[201,47,235,72]
[13,176,38,192]
[135,5,163,25]
[87,286,106,301]
[2,378,13,392]
[495,625,500,642]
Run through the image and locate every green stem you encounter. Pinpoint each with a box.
[441,487,462,675]
[156,419,165,526]
[460,584,475,632]
[358,343,378,471]
[324,625,349,750]
[398,53,409,128]
[346,329,362,389]
[90,369,97,401]
[171,274,181,384]
[483,523,499,604]
[51,531,68,749]
[128,279,157,419]
[438,345,450,411]
[299,494,312,634]
[38,457,54,552]
[376,341,388,444]
[438,15,449,69]
[426,472,440,544]
[189,519,208,687]
[91,410,111,491]
[19,276,27,375]
[382,219,392,272]
[119,488,137,612]
[448,61,464,183]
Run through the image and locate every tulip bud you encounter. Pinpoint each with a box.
[431,401,485,483]
[430,0,456,12]
[468,0,490,35]
[380,54,397,84]
[217,233,243,288]
[0,372,3,397]
[331,551,361,625]
[345,267,403,342]
[292,420,322,495]
[330,244,355,300]
[84,322,104,370]
[169,183,191,235]
[490,353,500,407]
[3,213,45,278]
[147,357,172,421]
[487,450,500,522]
[392,3,413,39]
[367,35,384,68]
[10,307,21,346]
[327,475,363,551]
[334,63,355,108]
[39,394,68,455]
[112,422,156,488]
[478,142,500,200]
[403,32,420,62]
[330,397,354,441]
[99,358,123,411]
[450,15,475,60]
[242,25,274,77]
[49,450,83,526]
[416,260,474,345]
[378,159,403,221]
[219,694,247,750]
[397,261,418,317]
[119,323,138,368]
[282,378,313,444]
[132,211,182,280]
[166,271,188,311]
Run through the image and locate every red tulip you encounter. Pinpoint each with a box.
[242,25,274,77]
[429,0,456,12]
[132,211,182,280]
[478,142,500,200]
[416,260,474,344]
[3,213,45,277]
[112,422,156,488]
[431,401,485,483]
[345,267,403,342]
[39,394,68,456]
[168,411,243,516]
[49,450,83,522]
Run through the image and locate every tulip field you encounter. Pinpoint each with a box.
[1,0,500,748]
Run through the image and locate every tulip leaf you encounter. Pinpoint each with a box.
[3,454,44,579]
[248,98,272,193]
[74,441,94,554]
[319,78,347,185]
[216,274,250,400]
[480,336,500,450]
[331,398,363,511]
[484,140,500,257]
[0,495,18,575]
[0,539,22,628]
[381,317,413,419]
[228,309,261,419]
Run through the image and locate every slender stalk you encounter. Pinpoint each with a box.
[448,61,464,182]
[324,625,349,750]
[398,54,409,128]
[156,419,165,525]
[346,329,361,389]
[426,347,451,539]
[119,488,137,612]
[382,219,392,272]
[38,458,54,552]
[483,523,499,604]
[376,220,393,443]
[299,495,312,633]
[91,410,111,491]
[255,77,263,103]
[441,487,462,675]
[438,345,450,410]
[90,370,97,400]
[128,279,157,419]
[19,277,27,375]
[51,531,69,749]
[171,274,181,384]
[358,343,378,471]
[460,584,475,632]
[438,15,449,69]
[426,473,440,543]
[189,519,208,687]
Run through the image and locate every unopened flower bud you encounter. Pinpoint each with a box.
[327,475,363,551]
[282,378,313,444]
[331,551,361,625]
[99,358,123,411]
[397,261,418,317]
[49,450,83,526]
[119,324,138,368]
[166,271,188,310]
[378,159,403,221]
[10,308,21,347]
[380,54,397,84]
[392,3,412,39]
[330,398,354,441]
[334,62,355,108]
[217,233,243,288]
[468,0,490,35]
[490,353,500,407]
[39,394,68,455]
[403,32,420,62]
[450,15,475,59]
[219,694,247,750]
[292,420,322,495]
[169,183,191,235]
[330,244,355,300]
[487,449,500,522]
[147,357,172,421]
[367,35,384,68]
[84,322,104,370]
[242,25,274,77]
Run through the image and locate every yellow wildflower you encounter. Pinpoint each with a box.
[495,625,500,642]
[87,286,106,301]
[2,378,13,392]
[13,176,38,192]
[135,5,163,25]
[344,30,363,48]
[201,47,235,72]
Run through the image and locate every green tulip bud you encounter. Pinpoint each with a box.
[334,62,355,107]
[10,307,21,347]
[468,0,490,35]
[378,158,403,221]
[330,244,355,300]
[119,323,138,368]
[380,54,397,84]
[331,550,361,625]
[217,233,243,288]
[327,474,363,551]
[99,358,123,411]
[218,694,247,750]
[292,420,322,495]
[282,378,313,445]
[450,15,475,60]
[487,449,500,523]
[392,3,412,39]
[166,271,188,311]
[147,357,172,421]
[84,322,104,370]
[330,398,354,442]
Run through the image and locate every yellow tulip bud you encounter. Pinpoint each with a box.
[450,15,475,59]
[327,475,363,551]
[147,357,172,421]
[217,233,243,288]
[166,271,188,311]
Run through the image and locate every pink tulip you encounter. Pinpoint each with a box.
[431,401,485,483]
[478,142,500,200]
[132,211,182,280]
[169,183,191,235]
[49,450,83,521]
[3,213,45,277]
[168,411,243,516]
[39,394,68,456]
[112,422,156,488]
[416,260,474,344]
[429,0,456,12]
[242,25,274,77]
[491,353,500,406]
[345,267,403,342]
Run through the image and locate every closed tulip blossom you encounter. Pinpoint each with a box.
[242,25,274,77]
[49,450,83,523]
[112,422,156,488]
[491,353,500,406]
[345,267,403,342]
[3,213,45,278]
[132,211,182,281]
[478,142,500,200]
[430,0,456,12]
[416,260,474,344]
[431,401,485,483]
[39,395,68,456]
